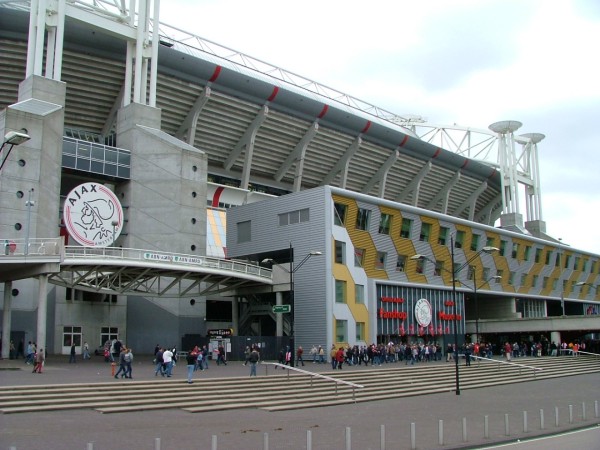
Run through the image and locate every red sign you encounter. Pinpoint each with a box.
[381,296,404,303]
[378,308,407,319]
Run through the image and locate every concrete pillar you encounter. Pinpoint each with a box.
[550,331,561,347]
[1,281,12,359]
[232,297,239,334]
[36,275,48,352]
[276,292,283,336]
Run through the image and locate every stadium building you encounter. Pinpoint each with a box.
[1,1,598,359]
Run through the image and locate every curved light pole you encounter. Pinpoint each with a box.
[0,129,31,172]
[575,282,598,297]
[412,240,498,395]
[263,245,322,368]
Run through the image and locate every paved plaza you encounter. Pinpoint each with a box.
[1,354,599,450]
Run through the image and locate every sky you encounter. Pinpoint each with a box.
[161,0,600,254]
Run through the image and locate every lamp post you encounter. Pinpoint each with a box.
[263,245,322,368]
[111,220,119,245]
[411,240,498,395]
[575,282,598,297]
[25,188,35,255]
[0,129,31,172]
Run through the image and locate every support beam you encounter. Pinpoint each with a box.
[175,86,212,143]
[395,161,432,205]
[362,149,399,198]
[275,122,319,191]
[426,171,461,214]
[452,181,488,219]
[321,136,362,188]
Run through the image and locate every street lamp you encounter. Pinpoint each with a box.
[0,129,31,172]
[411,240,498,395]
[111,220,119,245]
[575,282,598,298]
[262,245,322,368]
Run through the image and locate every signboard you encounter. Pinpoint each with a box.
[63,182,123,247]
[272,304,291,314]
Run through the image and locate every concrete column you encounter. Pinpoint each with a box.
[232,297,239,334]
[36,275,48,352]
[550,331,561,347]
[276,292,283,336]
[1,281,12,359]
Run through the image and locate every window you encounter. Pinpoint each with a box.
[335,280,347,303]
[467,265,475,281]
[419,222,432,242]
[545,250,552,265]
[63,326,82,348]
[334,202,347,226]
[356,208,371,231]
[524,246,531,261]
[520,273,527,287]
[336,320,348,343]
[354,248,365,267]
[400,218,412,239]
[355,322,365,341]
[335,240,346,264]
[237,220,251,243]
[564,254,571,269]
[497,269,504,281]
[355,284,365,305]
[416,258,426,274]
[376,251,387,270]
[535,248,542,263]
[574,257,581,271]
[509,272,515,286]
[554,252,560,267]
[482,267,490,280]
[542,276,549,289]
[486,237,495,248]
[455,231,465,248]
[499,240,507,257]
[434,261,444,276]
[552,278,558,290]
[396,255,406,272]
[470,234,480,252]
[379,213,391,235]
[279,208,310,226]
[438,227,449,245]
[532,274,539,287]
[100,327,118,347]
[512,243,519,259]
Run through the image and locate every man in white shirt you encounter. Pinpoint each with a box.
[162,348,174,377]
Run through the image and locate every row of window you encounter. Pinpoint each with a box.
[335,319,365,343]
[334,202,600,274]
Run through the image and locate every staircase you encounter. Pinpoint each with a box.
[1,356,599,415]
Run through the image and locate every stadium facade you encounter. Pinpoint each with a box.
[1,1,598,358]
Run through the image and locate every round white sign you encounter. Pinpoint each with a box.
[414,298,432,327]
[63,182,123,247]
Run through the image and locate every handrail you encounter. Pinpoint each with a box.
[262,362,364,402]
[573,350,600,357]
[469,355,543,378]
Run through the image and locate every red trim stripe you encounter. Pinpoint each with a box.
[399,135,409,147]
[209,65,222,83]
[432,148,441,159]
[361,121,372,134]
[318,104,329,119]
[461,159,469,169]
[212,186,225,207]
[267,86,279,102]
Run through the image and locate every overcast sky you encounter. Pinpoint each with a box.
[161,0,600,255]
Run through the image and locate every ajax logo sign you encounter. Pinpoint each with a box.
[63,183,123,247]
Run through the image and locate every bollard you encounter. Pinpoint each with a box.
[307,430,312,450]
[540,409,545,430]
[569,404,573,424]
[438,419,444,446]
[555,406,559,427]
[504,413,510,436]
[211,435,217,450]
[595,400,599,419]
[462,417,467,442]
[87,444,93,450]
[523,411,528,433]
[582,402,586,421]
[345,426,351,450]
[380,424,385,450]
[263,432,269,450]
[484,415,489,439]
[410,423,416,450]
[154,437,160,450]
[111,362,116,376]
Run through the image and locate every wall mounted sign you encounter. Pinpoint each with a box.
[63,182,123,247]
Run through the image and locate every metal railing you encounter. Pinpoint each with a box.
[469,355,544,378]
[1,238,63,258]
[262,362,364,401]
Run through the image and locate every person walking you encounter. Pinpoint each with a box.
[248,347,260,377]
[154,347,165,376]
[296,346,305,366]
[186,351,197,384]
[69,342,77,363]
[82,342,90,360]
[335,347,345,370]
[124,348,134,378]
[114,348,128,378]
[162,347,174,377]
[32,348,45,373]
